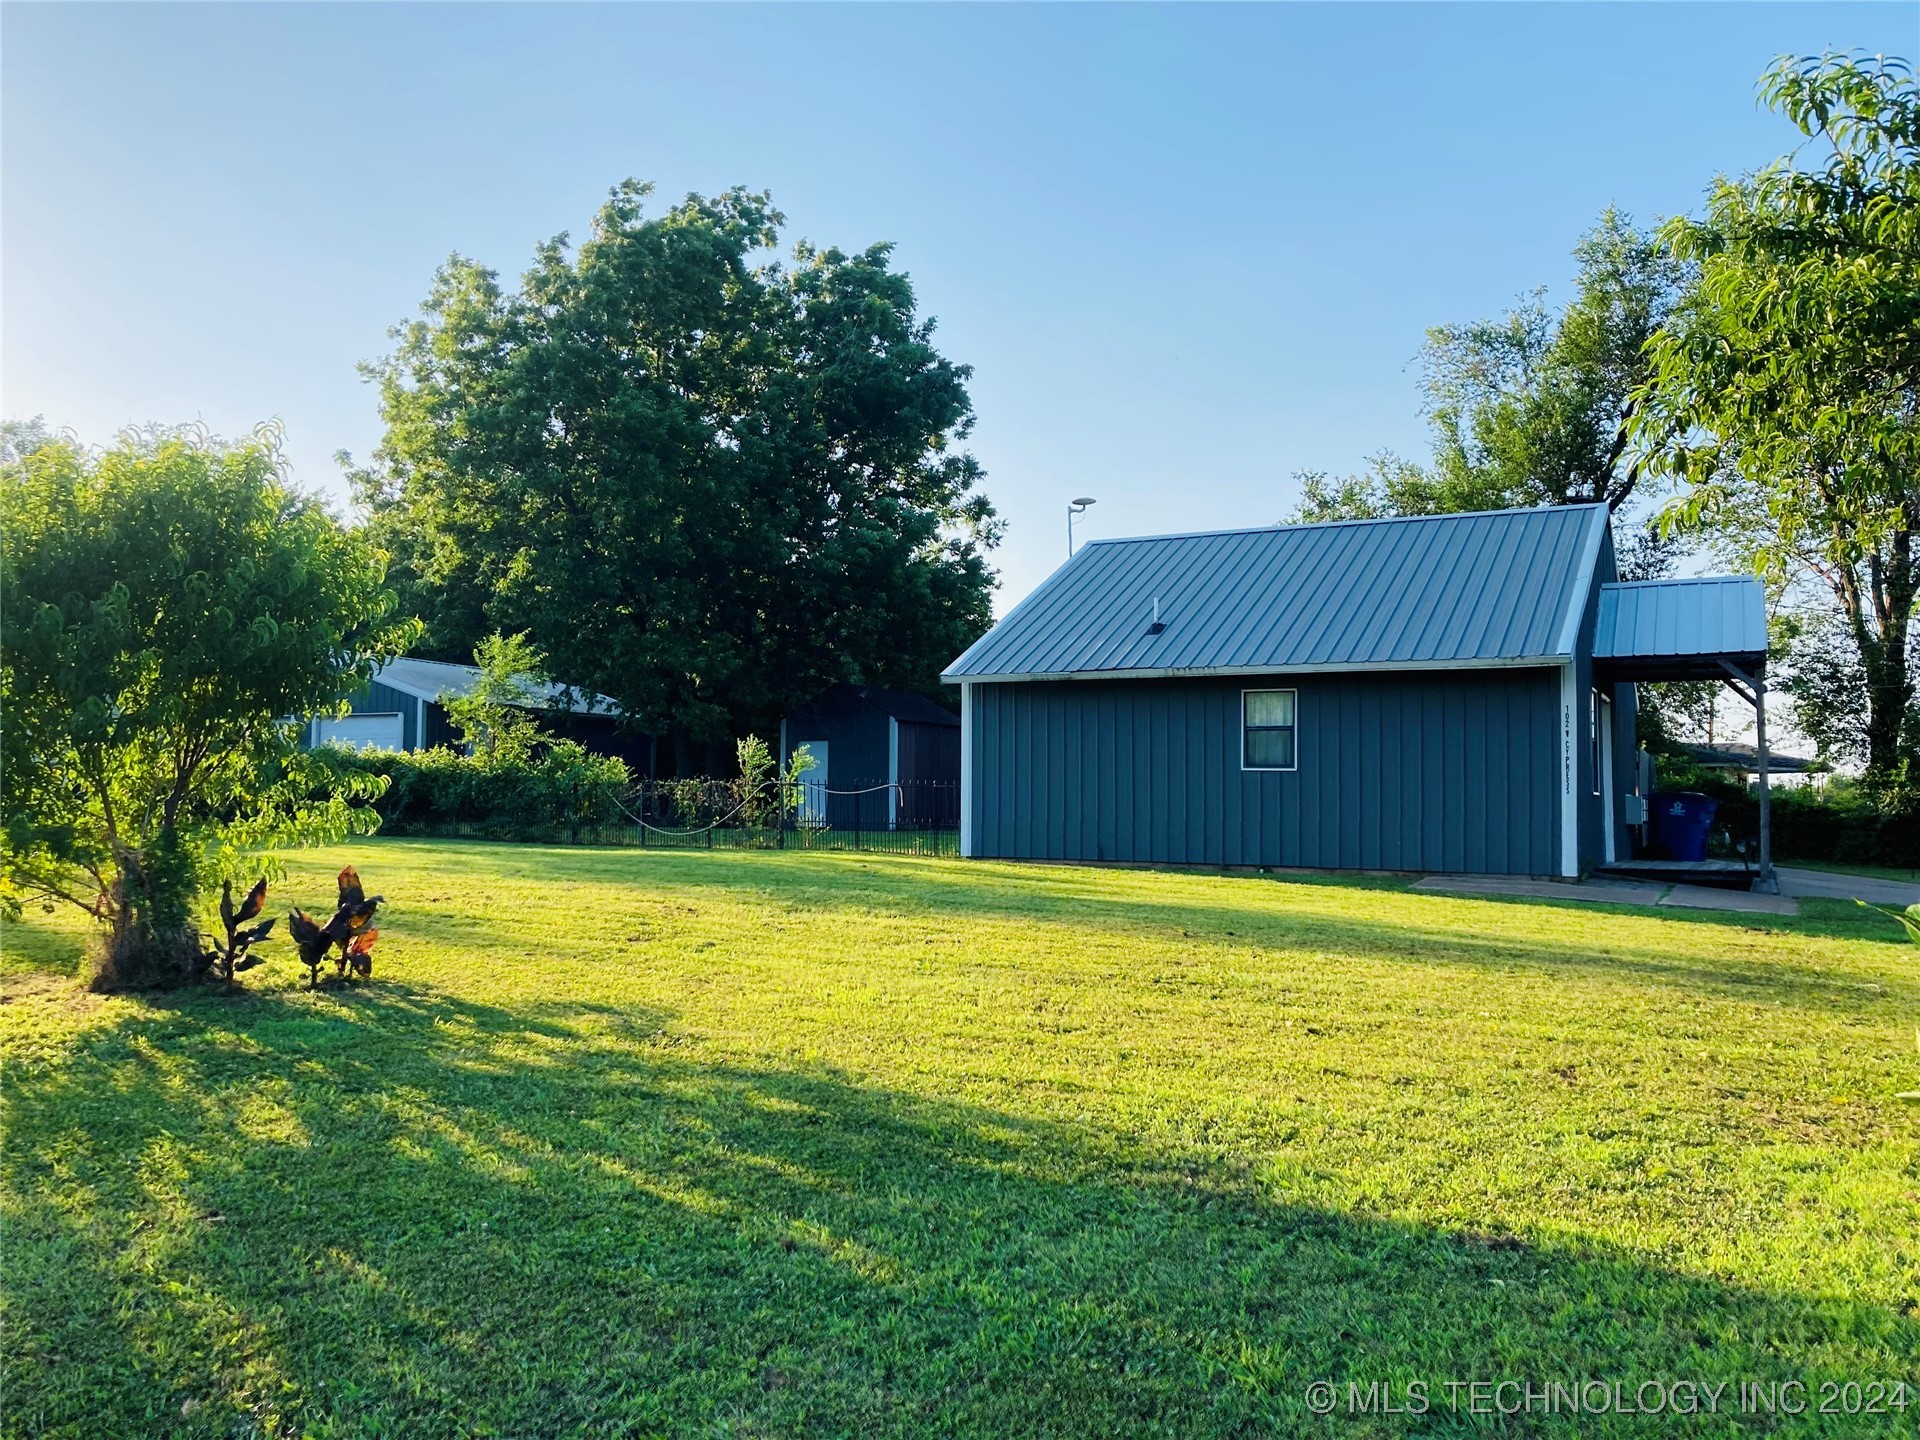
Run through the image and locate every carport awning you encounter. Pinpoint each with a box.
[1592,577,1767,681]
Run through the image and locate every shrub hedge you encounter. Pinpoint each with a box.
[1651,758,1920,871]
[327,742,631,837]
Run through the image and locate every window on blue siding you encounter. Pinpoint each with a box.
[1243,689,1298,770]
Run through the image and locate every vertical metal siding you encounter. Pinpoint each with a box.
[422,701,459,750]
[971,671,1560,874]
[784,692,891,787]
[346,680,422,750]
[1613,682,1639,861]
[895,720,960,788]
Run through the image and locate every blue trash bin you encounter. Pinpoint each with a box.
[1650,792,1719,862]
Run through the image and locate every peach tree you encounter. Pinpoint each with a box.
[0,423,417,988]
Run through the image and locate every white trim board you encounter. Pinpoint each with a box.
[1599,692,1616,865]
[1554,504,1611,657]
[959,682,975,858]
[888,717,900,829]
[1559,663,1579,877]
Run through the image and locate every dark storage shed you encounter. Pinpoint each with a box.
[780,684,961,830]
[944,504,1772,881]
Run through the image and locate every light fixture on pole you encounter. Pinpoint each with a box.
[1067,497,1097,557]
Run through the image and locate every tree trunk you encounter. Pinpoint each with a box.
[92,833,199,991]
[1861,610,1914,780]
[663,727,690,779]
[1829,526,1916,780]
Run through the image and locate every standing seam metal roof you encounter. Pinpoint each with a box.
[1592,578,1767,662]
[372,657,620,715]
[943,504,1611,680]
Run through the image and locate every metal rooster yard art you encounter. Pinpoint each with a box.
[288,866,383,990]
[198,878,276,985]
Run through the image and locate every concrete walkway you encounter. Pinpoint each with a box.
[1409,873,1800,915]
[1411,864,1919,917]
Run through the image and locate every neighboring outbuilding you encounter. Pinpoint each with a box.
[1675,742,1823,789]
[304,656,643,767]
[943,504,1773,880]
[780,684,961,830]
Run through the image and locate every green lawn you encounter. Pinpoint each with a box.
[4,841,1917,1438]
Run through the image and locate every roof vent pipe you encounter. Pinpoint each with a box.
[1146,597,1166,636]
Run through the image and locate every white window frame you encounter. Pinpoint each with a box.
[1240,688,1300,772]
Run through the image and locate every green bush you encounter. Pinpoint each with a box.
[1649,759,1919,871]
[329,742,631,836]
[1770,785,1920,871]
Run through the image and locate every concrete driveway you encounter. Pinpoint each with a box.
[1774,866,1920,906]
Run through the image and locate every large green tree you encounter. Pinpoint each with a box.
[1,425,416,988]
[354,183,999,762]
[1633,52,1920,779]
[1295,208,1689,576]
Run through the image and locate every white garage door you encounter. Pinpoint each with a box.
[314,712,405,752]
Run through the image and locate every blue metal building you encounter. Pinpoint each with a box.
[943,504,1770,880]
[304,656,642,767]
[779,684,961,830]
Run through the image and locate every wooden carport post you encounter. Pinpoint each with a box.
[1718,659,1779,895]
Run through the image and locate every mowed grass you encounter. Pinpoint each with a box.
[3,841,1918,1438]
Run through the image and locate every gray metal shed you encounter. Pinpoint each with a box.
[944,505,1774,883]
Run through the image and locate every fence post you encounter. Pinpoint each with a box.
[853,791,861,852]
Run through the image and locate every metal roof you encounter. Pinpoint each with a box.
[373,657,618,715]
[1679,742,1816,774]
[847,685,960,728]
[944,504,1610,681]
[1592,577,1767,678]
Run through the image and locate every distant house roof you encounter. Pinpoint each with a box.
[1678,742,1818,774]
[1593,577,1768,680]
[944,504,1612,682]
[372,656,618,716]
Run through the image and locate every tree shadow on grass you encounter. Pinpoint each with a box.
[4,985,1912,1439]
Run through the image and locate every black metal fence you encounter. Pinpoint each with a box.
[621,779,960,857]
[378,780,961,856]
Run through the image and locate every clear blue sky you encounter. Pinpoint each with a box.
[5,3,1914,612]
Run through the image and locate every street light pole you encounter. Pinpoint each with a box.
[1067,497,1097,557]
